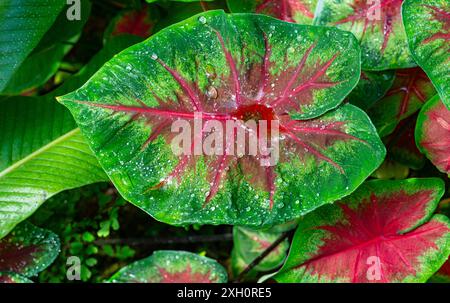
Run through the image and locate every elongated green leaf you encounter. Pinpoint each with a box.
[0,36,142,239]
[0,272,32,283]
[59,11,385,227]
[108,250,228,283]
[415,95,450,176]
[403,0,450,109]
[0,222,60,277]
[314,0,415,70]
[227,0,318,25]
[0,0,65,91]
[1,1,91,94]
[273,178,450,283]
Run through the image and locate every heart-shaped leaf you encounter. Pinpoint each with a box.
[58,10,385,227]
[314,0,415,70]
[368,68,436,137]
[233,226,289,272]
[108,250,228,283]
[0,272,32,283]
[0,222,60,277]
[403,0,450,109]
[273,178,450,283]
[0,0,65,91]
[384,115,425,170]
[0,36,141,239]
[227,0,318,24]
[347,70,395,110]
[415,95,450,176]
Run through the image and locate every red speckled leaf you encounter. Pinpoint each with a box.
[315,0,415,70]
[108,250,228,283]
[227,0,318,24]
[0,223,60,277]
[415,95,450,176]
[274,178,450,283]
[368,67,436,137]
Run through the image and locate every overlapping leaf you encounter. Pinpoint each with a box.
[415,95,450,176]
[273,178,450,283]
[108,250,227,283]
[59,11,385,227]
[0,0,65,91]
[314,0,415,70]
[368,68,436,137]
[0,272,32,283]
[403,0,450,109]
[227,0,317,24]
[0,223,60,277]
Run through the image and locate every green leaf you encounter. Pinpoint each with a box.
[58,10,385,227]
[108,250,228,283]
[0,36,142,239]
[347,70,395,111]
[233,226,289,272]
[403,0,450,109]
[227,0,318,25]
[1,1,91,94]
[415,95,450,176]
[0,0,65,91]
[273,178,450,283]
[314,0,416,70]
[0,272,32,283]
[0,222,60,277]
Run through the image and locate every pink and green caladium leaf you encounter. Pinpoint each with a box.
[233,226,289,272]
[227,0,318,24]
[403,0,450,109]
[384,115,425,170]
[0,272,32,283]
[415,95,450,176]
[0,222,60,277]
[314,0,415,70]
[273,178,450,283]
[347,70,395,111]
[108,250,227,283]
[368,68,436,137]
[58,10,385,227]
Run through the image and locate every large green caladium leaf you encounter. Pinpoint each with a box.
[314,0,415,70]
[0,222,60,277]
[1,1,91,94]
[0,0,65,91]
[59,10,385,227]
[347,70,395,111]
[0,36,142,239]
[0,272,32,283]
[233,226,289,272]
[273,178,450,283]
[108,250,228,283]
[403,0,450,109]
[368,68,436,137]
[227,0,318,25]
[415,95,450,176]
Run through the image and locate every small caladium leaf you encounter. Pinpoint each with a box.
[368,68,436,137]
[273,178,450,283]
[59,11,385,227]
[104,4,159,41]
[415,95,450,176]
[347,70,395,111]
[314,0,415,70]
[403,0,450,109]
[384,115,425,170]
[0,272,32,283]
[233,226,289,271]
[372,159,409,180]
[0,223,60,277]
[108,250,227,283]
[227,0,318,24]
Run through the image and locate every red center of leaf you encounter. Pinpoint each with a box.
[157,265,216,283]
[255,0,314,22]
